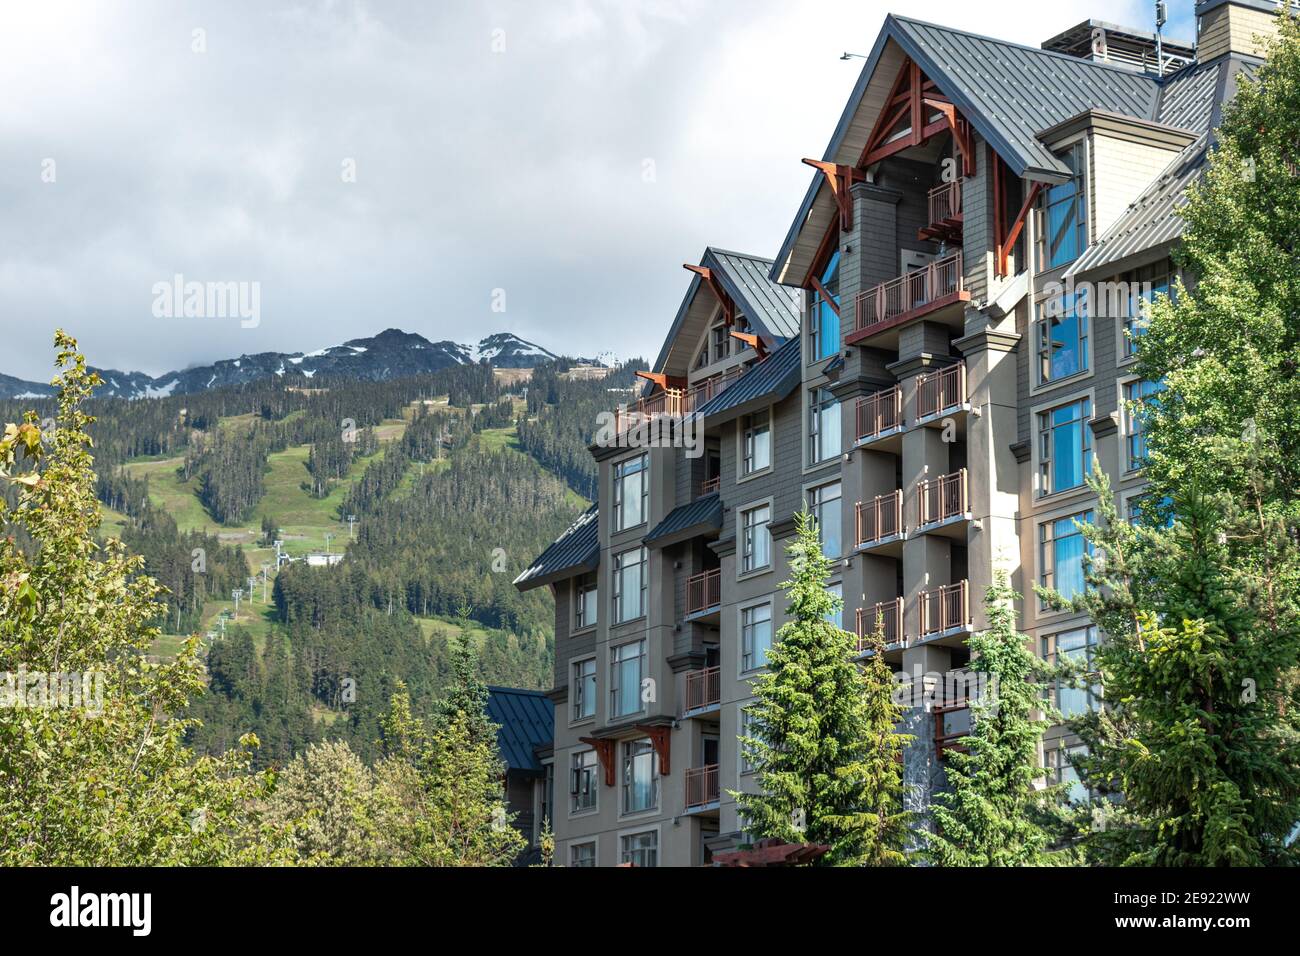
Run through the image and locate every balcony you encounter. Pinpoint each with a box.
[699,476,720,497]
[856,490,904,555]
[682,666,721,717]
[685,764,721,812]
[919,180,963,244]
[614,387,688,433]
[916,468,970,537]
[855,385,903,449]
[685,568,722,618]
[916,362,968,423]
[855,598,905,654]
[847,251,970,348]
[919,581,972,642]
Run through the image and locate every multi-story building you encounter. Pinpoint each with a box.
[516,0,1285,866]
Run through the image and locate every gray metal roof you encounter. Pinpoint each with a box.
[643,493,723,549]
[486,686,554,774]
[693,334,802,422]
[513,505,598,591]
[1156,60,1223,133]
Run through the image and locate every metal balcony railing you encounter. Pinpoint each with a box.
[918,468,968,527]
[699,476,720,496]
[856,598,905,653]
[686,568,722,615]
[920,581,971,637]
[683,666,721,713]
[853,251,964,337]
[685,764,720,810]
[856,490,904,547]
[927,180,962,226]
[856,385,902,442]
[916,362,966,420]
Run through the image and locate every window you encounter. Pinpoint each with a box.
[1128,493,1174,529]
[1036,287,1090,384]
[1122,264,1172,359]
[622,739,659,814]
[574,573,597,630]
[811,251,841,362]
[569,841,596,867]
[1047,744,1090,805]
[742,411,771,476]
[610,639,646,718]
[1123,379,1159,471]
[613,454,648,532]
[808,387,841,465]
[741,504,771,573]
[571,658,596,722]
[825,581,843,630]
[620,830,658,867]
[1037,397,1092,495]
[739,705,759,775]
[711,324,730,363]
[1042,626,1100,718]
[808,481,842,559]
[741,602,773,672]
[612,546,647,623]
[570,749,598,813]
[1039,142,1087,269]
[1040,510,1094,607]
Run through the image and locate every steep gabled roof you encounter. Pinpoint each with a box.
[486,686,553,774]
[513,506,598,591]
[693,333,802,423]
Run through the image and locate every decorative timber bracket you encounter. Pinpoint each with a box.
[991,147,1042,279]
[684,264,736,325]
[802,159,866,231]
[579,737,617,787]
[635,370,687,390]
[729,330,767,361]
[635,724,671,776]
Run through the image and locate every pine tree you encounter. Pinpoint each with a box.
[925,571,1064,866]
[733,511,912,866]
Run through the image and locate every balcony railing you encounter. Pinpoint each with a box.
[916,362,966,420]
[856,385,902,442]
[685,363,749,412]
[699,476,721,496]
[686,568,722,615]
[685,764,720,810]
[684,666,721,713]
[852,251,964,337]
[920,581,971,637]
[918,468,968,527]
[856,598,905,652]
[927,180,962,226]
[614,388,687,433]
[856,490,904,547]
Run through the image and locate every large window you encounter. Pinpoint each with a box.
[741,504,771,573]
[739,705,759,775]
[574,573,597,630]
[1036,287,1090,384]
[570,749,598,813]
[742,411,771,476]
[741,601,773,672]
[825,581,843,630]
[613,454,648,532]
[1122,263,1172,359]
[571,657,596,722]
[1037,397,1092,496]
[610,639,646,718]
[1047,744,1090,805]
[1042,626,1100,718]
[1040,510,1094,607]
[622,740,659,814]
[1123,379,1159,472]
[569,841,596,867]
[811,250,841,362]
[612,546,647,623]
[809,387,841,465]
[808,481,842,559]
[620,830,658,867]
[1039,142,1087,269]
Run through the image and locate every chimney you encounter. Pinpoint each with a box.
[1196,0,1291,60]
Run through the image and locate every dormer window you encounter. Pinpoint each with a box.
[1038,142,1088,270]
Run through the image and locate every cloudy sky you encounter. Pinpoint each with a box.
[0,0,1195,378]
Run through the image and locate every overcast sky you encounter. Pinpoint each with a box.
[0,0,1195,379]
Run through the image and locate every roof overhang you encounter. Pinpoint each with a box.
[1037,109,1198,151]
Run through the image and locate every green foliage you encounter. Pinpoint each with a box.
[732,512,912,866]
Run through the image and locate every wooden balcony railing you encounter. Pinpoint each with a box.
[918,468,968,527]
[856,385,902,442]
[699,476,720,496]
[927,180,962,226]
[856,490,904,547]
[686,568,722,615]
[685,764,720,810]
[856,598,905,652]
[920,581,971,637]
[684,666,721,713]
[614,387,687,433]
[853,251,964,337]
[684,363,749,413]
[916,362,966,420]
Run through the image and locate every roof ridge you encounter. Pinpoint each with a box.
[706,246,776,264]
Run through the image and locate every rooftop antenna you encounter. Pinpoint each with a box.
[1154,0,1168,75]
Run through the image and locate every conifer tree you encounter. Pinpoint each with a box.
[733,512,911,866]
